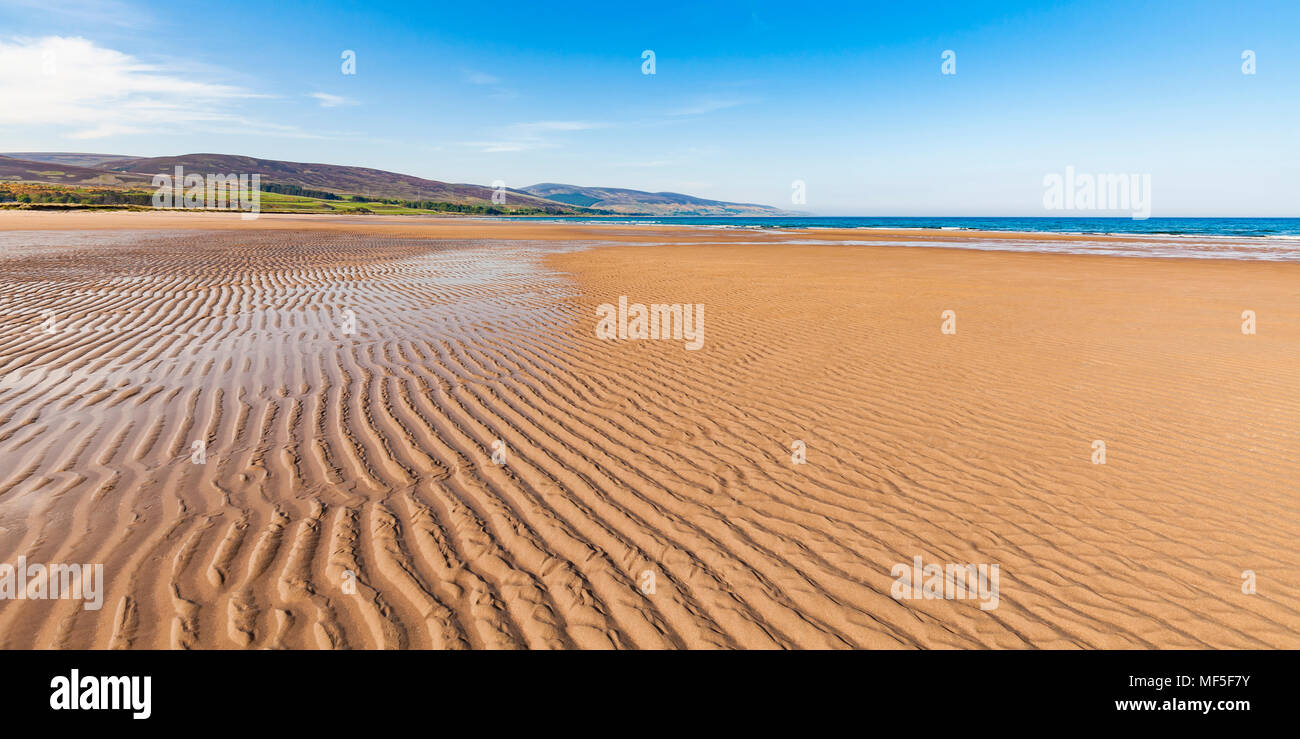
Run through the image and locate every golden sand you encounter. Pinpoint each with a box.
[0,212,1295,648]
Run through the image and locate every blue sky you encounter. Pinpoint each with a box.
[0,0,1297,215]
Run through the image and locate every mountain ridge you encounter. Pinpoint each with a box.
[1,152,791,215]
[521,182,792,216]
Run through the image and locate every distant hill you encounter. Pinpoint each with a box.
[0,152,569,209]
[2,152,136,168]
[522,183,793,216]
[98,154,569,208]
[0,155,153,187]
[1,152,790,215]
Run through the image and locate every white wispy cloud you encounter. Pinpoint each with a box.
[510,120,607,134]
[1,0,150,29]
[462,120,609,153]
[670,96,753,116]
[462,69,518,100]
[460,141,530,153]
[464,70,500,85]
[309,92,356,108]
[0,36,324,139]
[616,159,673,168]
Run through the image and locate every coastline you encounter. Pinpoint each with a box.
[2,210,1300,260]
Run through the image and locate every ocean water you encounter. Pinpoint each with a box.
[500,216,1300,238]
[496,216,1300,261]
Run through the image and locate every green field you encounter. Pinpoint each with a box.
[253,190,431,214]
[0,182,584,215]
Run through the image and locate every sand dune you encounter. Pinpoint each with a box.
[0,214,1296,648]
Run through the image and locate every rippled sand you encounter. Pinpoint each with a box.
[0,214,1296,648]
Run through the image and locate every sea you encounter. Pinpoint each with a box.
[494,216,1300,261]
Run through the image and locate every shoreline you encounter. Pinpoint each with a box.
[2,211,1300,263]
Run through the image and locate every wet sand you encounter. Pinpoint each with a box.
[0,212,1296,648]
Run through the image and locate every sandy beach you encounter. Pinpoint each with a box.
[0,212,1296,648]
